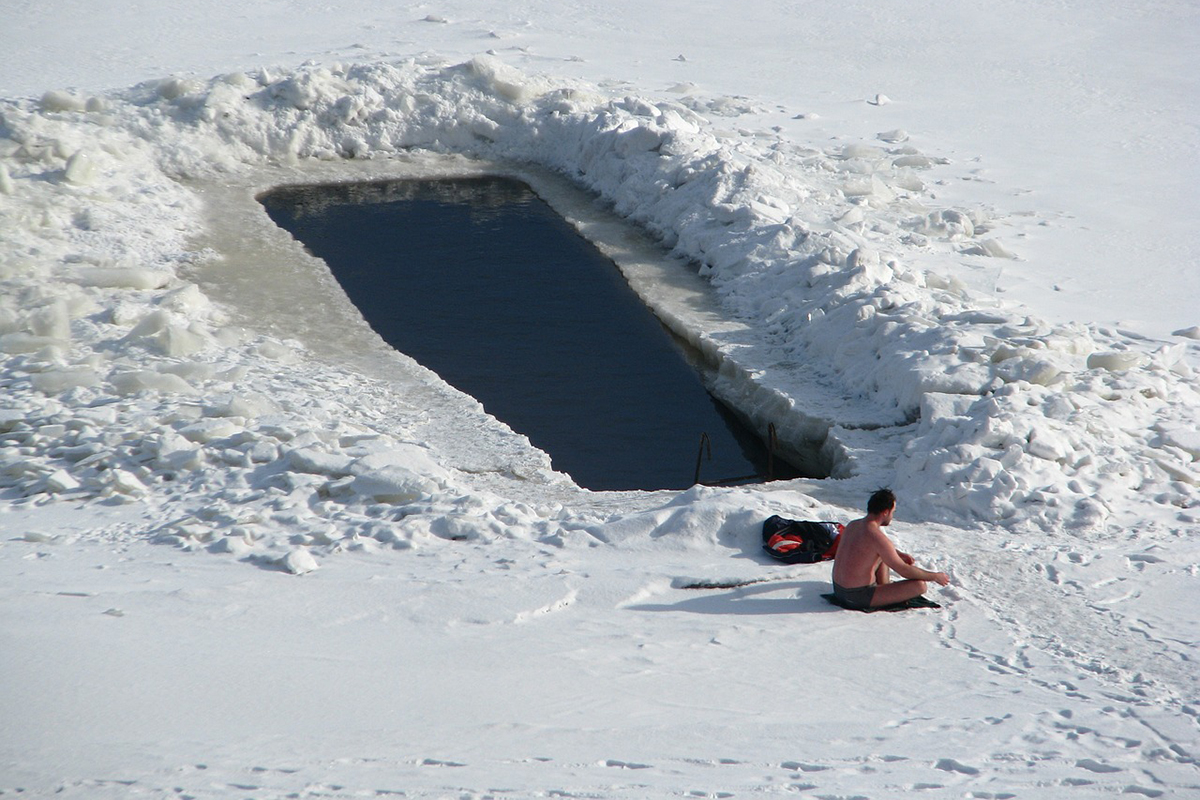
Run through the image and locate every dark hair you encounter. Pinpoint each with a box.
[867,488,896,515]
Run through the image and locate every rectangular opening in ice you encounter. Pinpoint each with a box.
[257,175,827,491]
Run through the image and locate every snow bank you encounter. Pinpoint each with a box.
[2,56,1198,561]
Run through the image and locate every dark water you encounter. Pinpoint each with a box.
[259,176,815,491]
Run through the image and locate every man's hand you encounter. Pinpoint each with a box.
[929,571,950,587]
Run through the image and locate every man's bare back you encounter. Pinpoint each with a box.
[831,489,950,608]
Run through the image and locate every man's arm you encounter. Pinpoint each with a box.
[871,528,950,586]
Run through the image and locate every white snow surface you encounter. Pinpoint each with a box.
[2,2,1199,798]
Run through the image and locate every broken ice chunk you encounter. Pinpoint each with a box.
[280,549,319,574]
[1086,351,1147,372]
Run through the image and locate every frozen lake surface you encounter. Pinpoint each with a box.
[2,2,1198,796]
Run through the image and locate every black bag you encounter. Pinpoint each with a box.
[761,515,841,564]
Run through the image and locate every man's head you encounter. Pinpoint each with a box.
[867,488,896,523]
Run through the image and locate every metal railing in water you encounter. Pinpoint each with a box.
[694,423,782,486]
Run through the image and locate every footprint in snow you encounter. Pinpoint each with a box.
[512,589,577,623]
[934,757,980,775]
[1127,552,1165,571]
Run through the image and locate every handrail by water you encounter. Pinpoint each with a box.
[693,432,712,486]
[694,422,785,486]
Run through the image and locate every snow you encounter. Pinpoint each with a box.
[2,2,1199,798]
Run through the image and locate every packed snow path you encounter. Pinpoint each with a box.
[4,499,1199,798]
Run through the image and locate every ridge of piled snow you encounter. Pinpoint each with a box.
[2,56,1198,565]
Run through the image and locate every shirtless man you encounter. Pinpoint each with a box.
[830,489,950,609]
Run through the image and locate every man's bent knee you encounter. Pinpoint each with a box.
[871,579,927,607]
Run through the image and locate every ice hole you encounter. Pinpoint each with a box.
[259,175,828,491]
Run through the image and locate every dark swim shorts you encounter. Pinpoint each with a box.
[832,581,876,610]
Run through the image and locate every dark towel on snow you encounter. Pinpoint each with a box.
[821,592,941,613]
